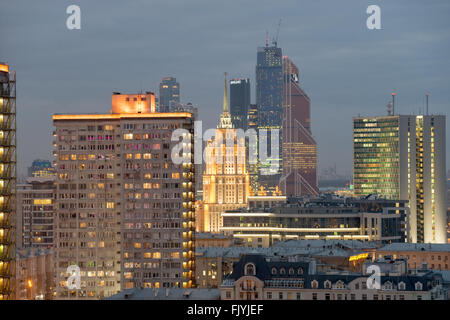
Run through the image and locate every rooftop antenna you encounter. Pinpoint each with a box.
[391,92,396,115]
[425,92,429,115]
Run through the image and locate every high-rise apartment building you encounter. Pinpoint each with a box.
[159,77,180,112]
[279,56,318,197]
[247,104,259,192]
[16,177,55,249]
[229,78,250,130]
[53,91,195,299]
[0,62,16,300]
[202,73,249,232]
[353,114,447,243]
[255,42,283,193]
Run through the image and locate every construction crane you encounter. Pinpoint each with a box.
[272,18,282,47]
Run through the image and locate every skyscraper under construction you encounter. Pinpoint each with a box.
[0,62,16,300]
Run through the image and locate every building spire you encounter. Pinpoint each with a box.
[218,72,232,129]
[223,72,229,113]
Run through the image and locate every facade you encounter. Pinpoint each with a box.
[158,77,180,112]
[255,43,283,193]
[16,177,55,249]
[13,248,53,300]
[195,240,378,289]
[229,78,250,130]
[221,196,409,247]
[353,115,447,243]
[220,254,445,300]
[0,62,16,300]
[28,159,55,178]
[280,56,318,197]
[53,92,195,299]
[376,243,450,270]
[246,104,259,192]
[202,73,249,233]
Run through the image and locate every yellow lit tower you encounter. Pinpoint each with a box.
[0,62,16,300]
[202,73,250,233]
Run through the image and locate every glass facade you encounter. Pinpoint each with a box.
[353,117,400,199]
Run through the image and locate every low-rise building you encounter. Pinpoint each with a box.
[13,248,54,300]
[376,243,450,270]
[195,233,234,248]
[222,196,409,247]
[220,253,445,300]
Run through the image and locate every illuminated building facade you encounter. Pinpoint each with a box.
[230,78,250,130]
[16,177,55,249]
[353,115,447,243]
[256,43,283,193]
[247,104,259,192]
[53,92,195,299]
[28,159,55,178]
[0,62,16,300]
[280,56,318,197]
[158,77,180,112]
[221,198,408,247]
[202,73,250,233]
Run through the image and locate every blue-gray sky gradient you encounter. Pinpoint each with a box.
[1,0,449,177]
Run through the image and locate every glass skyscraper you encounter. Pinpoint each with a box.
[255,43,283,193]
[229,78,250,130]
[158,77,180,112]
[353,115,447,243]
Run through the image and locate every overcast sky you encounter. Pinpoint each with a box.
[1,0,449,177]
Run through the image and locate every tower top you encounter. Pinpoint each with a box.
[218,72,232,129]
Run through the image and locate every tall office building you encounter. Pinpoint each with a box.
[0,62,16,300]
[255,41,283,193]
[53,91,195,299]
[202,73,250,232]
[16,177,55,249]
[229,78,250,130]
[247,104,259,192]
[353,114,447,243]
[279,56,318,197]
[159,77,180,112]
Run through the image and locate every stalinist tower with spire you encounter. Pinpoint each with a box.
[201,73,250,233]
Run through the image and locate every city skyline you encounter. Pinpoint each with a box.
[0,1,449,177]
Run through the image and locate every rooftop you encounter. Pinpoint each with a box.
[105,288,220,300]
[378,243,450,252]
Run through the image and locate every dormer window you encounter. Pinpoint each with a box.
[384,281,393,290]
[271,267,277,275]
[280,268,286,275]
[398,282,406,291]
[415,282,423,291]
[336,280,345,289]
[297,267,303,275]
[245,263,256,276]
[311,280,318,289]
[324,280,332,289]
[288,268,294,275]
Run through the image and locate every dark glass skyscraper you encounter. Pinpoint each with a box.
[158,77,180,112]
[255,43,283,193]
[229,78,250,130]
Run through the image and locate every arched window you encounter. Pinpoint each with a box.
[271,267,277,275]
[398,282,406,291]
[280,268,286,275]
[245,263,256,276]
[324,280,332,289]
[415,282,423,291]
[297,267,303,275]
[336,280,345,289]
[311,280,318,289]
[288,268,294,275]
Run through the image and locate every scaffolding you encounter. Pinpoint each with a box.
[0,62,16,300]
